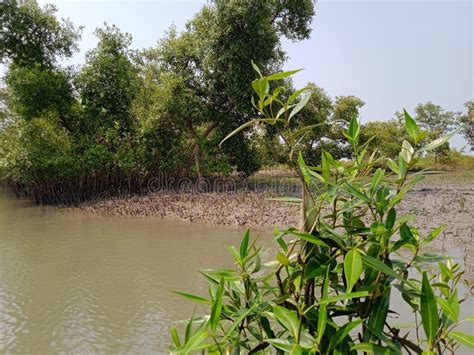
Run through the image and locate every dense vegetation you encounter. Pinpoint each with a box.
[0,0,317,202]
[0,0,472,205]
[170,68,473,354]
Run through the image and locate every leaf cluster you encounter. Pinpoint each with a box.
[171,68,471,354]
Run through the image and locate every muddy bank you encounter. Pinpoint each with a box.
[76,174,473,242]
[78,192,300,229]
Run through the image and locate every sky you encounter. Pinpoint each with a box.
[34,0,474,150]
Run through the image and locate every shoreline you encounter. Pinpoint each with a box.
[76,191,300,230]
[72,175,474,259]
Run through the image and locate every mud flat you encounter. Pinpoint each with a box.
[78,192,300,229]
[77,172,472,237]
[398,173,474,276]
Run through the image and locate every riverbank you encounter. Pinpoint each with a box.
[78,192,300,229]
[76,172,473,233]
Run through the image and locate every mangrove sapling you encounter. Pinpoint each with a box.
[169,68,473,354]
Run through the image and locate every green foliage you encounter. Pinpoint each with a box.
[171,69,470,354]
[5,65,75,125]
[0,0,81,68]
[76,25,140,133]
[359,120,407,159]
[1,0,317,200]
[459,100,473,150]
[395,102,461,163]
[414,149,474,171]
[258,83,365,166]
[145,0,316,176]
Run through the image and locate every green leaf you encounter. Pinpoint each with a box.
[174,329,209,353]
[327,319,364,352]
[288,86,310,104]
[321,291,369,305]
[352,343,396,354]
[365,287,390,342]
[240,229,250,259]
[316,272,329,345]
[401,140,414,164]
[222,305,256,341]
[251,60,263,78]
[209,278,224,332]
[386,158,400,175]
[420,272,439,347]
[172,291,211,304]
[277,252,290,266]
[344,183,371,203]
[361,254,401,281]
[227,245,240,261]
[436,297,457,321]
[266,339,292,352]
[422,224,446,246]
[267,68,302,81]
[423,130,457,152]
[385,208,396,231]
[348,115,360,142]
[448,289,460,321]
[404,109,420,143]
[344,249,363,293]
[370,168,384,193]
[304,254,335,280]
[289,92,311,121]
[219,119,256,147]
[288,230,329,248]
[321,149,331,181]
[395,223,417,250]
[170,326,181,348]
[273,305,300,339]
[449,331,474,348]
[371,221,388,236]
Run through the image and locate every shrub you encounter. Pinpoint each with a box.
[170,68,472,354]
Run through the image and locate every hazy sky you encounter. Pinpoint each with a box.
[35,0,474,150]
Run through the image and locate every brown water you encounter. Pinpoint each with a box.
[0,192,473,354]
[0,192,251,353]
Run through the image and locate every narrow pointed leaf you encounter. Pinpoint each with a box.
[404,109,420,143]
[449,331,474,348]
[172,291,211,304]
[289,93,311,121]
[344,249,363,293]
[361,254,401,281]
[251,60,263,77]
[273,305,300,339]
[327,319,364,352]
[267,68,302,81]
[209,279,224,332]
[170,326,181,347]
[420,272,439,346]
[423,130,457,152]
[240,229,250,259]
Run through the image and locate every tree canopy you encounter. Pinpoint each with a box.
[460,100,473,150]
[0,0,81,69]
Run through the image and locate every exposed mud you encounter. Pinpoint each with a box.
[398,174,474,278]
[78,192,300,229]
[76,173,473,269]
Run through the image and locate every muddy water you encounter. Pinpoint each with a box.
[0,192,249,353]
[0,192,473,354]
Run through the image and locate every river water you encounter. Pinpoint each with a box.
[0,192,248,353]
[0,192,472,354]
